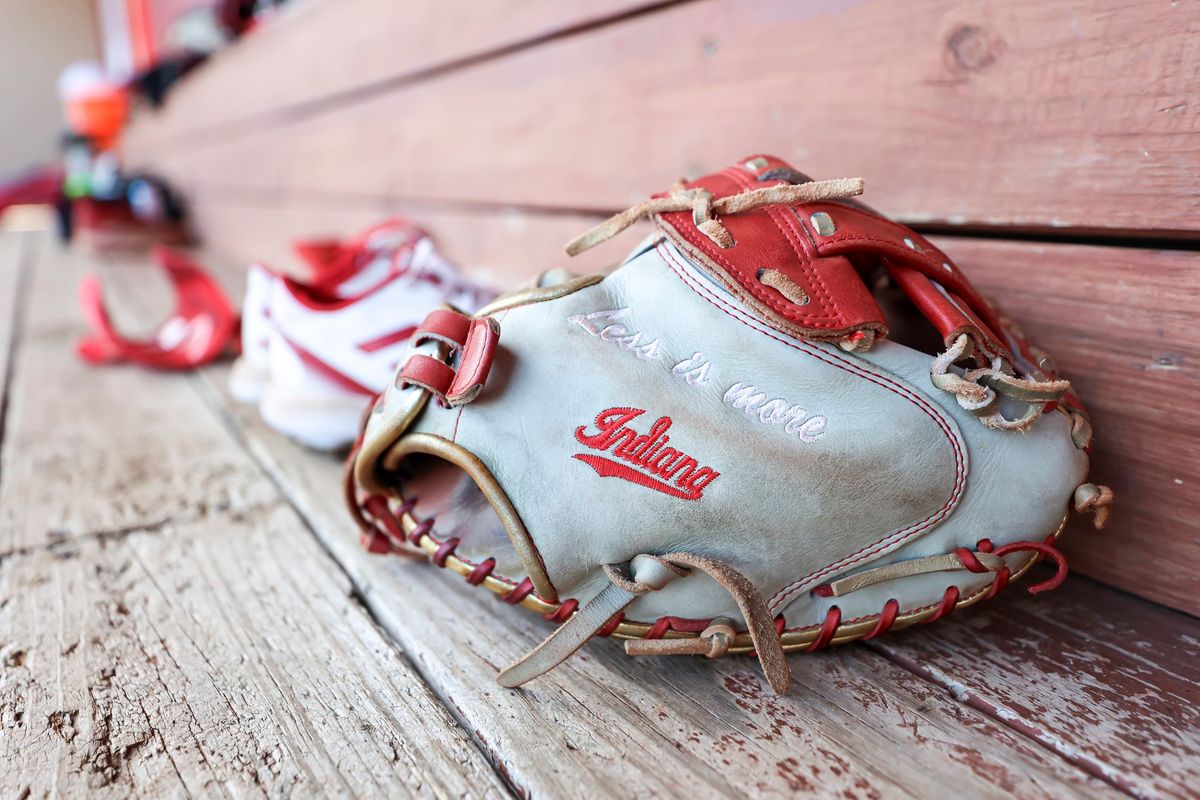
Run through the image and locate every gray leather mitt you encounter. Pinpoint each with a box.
[346,155,1112,694]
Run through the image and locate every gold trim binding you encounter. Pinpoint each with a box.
[360,276,608,596]
[382,432,559,604]
[354,366,437,497]
[383,494,1071,654]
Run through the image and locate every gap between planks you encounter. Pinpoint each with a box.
[0,232,37,494]
[174,183,1200,253]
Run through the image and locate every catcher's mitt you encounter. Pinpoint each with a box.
[346,155,1112,694]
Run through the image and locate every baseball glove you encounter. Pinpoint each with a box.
[346,155,1112,694]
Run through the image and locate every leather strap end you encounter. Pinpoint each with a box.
[446,317,500,407]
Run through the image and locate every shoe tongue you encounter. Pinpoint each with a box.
[295,240,357,290]
[331,248,405,298]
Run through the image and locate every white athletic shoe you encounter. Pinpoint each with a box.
[230,219,493,450]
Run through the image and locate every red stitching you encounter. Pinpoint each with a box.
[771,201,842,318]
[863,599,900,640]
[953,547,992,573]
[808,606,841,652]
[926,586,960,623]
[596,612,625,638]
[785,539,1066,634]
[986,567,1010,599]
[668,168,846,324]
[647,618,671,639]
[503,577,535,605]
[466,558,496,586]
[363,496,405,543]
[666,214,845,327]
[726,167,841,320]
[994,541,1067,593]
[433,537,459,567]
[544,599,578,623]
[408,518,433,546]
[360,528,391,554]
[656,243,967,609]
[654,616,712,634]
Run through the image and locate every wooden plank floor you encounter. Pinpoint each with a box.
[2,230,1198,798]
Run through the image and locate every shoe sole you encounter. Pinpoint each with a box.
[229,356,270,404]
[259,388,366,452]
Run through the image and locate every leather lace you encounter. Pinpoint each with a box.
[498,553,791,694]
[564,177,864,256]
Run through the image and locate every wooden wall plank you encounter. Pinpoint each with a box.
[0,232,511,797]
[164,197,1200,615]
[182,190,619,282]
[936,237,1200,615]
[127,0,1200,234]
[126,0,671,147]
[192,357,1120,799]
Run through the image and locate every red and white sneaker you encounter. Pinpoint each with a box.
[231,219,494,450]
[227,227,371,403]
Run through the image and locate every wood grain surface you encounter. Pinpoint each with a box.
[0,242,277,555]
[129,0,669,146]
[0,233,512,797]
[156,198,1200,617]
[870,578,1200,800]
[18,0,1198,793]
[126,0,1200,234]
[935,238,1200,614]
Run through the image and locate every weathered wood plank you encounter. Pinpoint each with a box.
[127,0,670,147]
[868,577,1200,800]
[0,240,278,554]
[0,516,510,798]
[163,198,1200,616]
[0,233,512,797]
[180,346,1119,796]
[127,0,1200,234]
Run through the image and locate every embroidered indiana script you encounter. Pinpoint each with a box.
[573,407,720,501]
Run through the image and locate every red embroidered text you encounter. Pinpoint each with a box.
[573,407,720,501]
